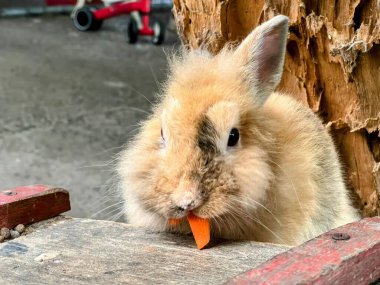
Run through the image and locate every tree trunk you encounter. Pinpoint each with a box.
[172,0,380,217]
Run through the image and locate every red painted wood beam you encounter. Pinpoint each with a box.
[0,185,71,229]
[226,217,380,285]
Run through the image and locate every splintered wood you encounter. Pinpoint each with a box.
[172,0,380,217]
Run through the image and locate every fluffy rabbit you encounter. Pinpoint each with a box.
[118,15,359,245]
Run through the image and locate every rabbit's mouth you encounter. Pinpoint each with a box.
[168,202,204,219]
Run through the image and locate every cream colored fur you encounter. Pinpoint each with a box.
[117,15,360,245]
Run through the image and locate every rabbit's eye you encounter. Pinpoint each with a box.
[228,128,239,147]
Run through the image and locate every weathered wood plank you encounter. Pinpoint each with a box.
[0,185,71,229]
[0,217,289,285]
[227,217,380,285]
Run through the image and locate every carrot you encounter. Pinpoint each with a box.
[187,212,210,250]
[168,218,182,226]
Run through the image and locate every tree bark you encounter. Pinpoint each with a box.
[172,0,380,217]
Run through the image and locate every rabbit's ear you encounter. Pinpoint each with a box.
[233,15,288,106]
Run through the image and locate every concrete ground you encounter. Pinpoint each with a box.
[0,14,179,220]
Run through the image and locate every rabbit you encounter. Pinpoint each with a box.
[117,15,360,246]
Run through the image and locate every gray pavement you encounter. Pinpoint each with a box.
[0,14,179,220]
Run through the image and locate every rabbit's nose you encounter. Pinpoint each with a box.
[176,200,196,212]
[175,190,201,212]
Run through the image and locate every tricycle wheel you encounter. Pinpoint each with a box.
[151,21,165,45]
[73,7,103,31]
[127,19,139,44]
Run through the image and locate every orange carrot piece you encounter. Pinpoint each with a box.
[187,212,210,250]
[168,218,182,226]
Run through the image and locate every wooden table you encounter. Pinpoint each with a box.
[1,185,380,284]
[0,216,289,285]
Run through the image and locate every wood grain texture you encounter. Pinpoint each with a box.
[0,217,289,285]
[226,217,380,285]
[172,0,380,217]
[0,185,71,228]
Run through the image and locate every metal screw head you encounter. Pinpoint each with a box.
[332,233,350,241]
[2,190,17,196]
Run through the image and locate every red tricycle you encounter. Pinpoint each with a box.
[72,0,169,45]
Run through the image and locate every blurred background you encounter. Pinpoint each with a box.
[0,0,179,221]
